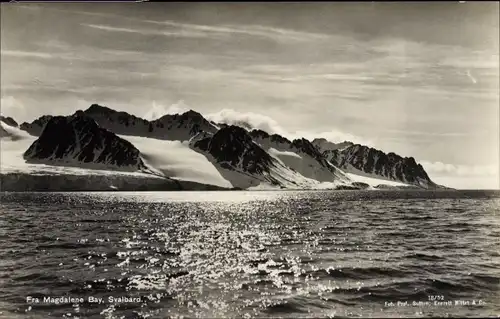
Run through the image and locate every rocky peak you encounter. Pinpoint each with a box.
[313,138,328,143]
[157,109,207,124]
[292,138,314,151]
[211,125,255,145]
[84,104,147,125]
[292,138,324,162]
[23,114,146,171]
[210,120,252,131]
[151,109,218,140]
[85,104,116,115]
[19,115,54,136]
[249,129,270,140]
[250,129,292,145]
[270,134,292,145]
[328,143,434,187]
[194,125,272,174]
[182,109,204,119]
[312,138,354,152]
[0,116,18,127]
[73,110,86,118]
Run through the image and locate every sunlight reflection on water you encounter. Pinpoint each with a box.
[0,190,499,318]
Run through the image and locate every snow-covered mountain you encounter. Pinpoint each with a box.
[0,116,18,128]
[1,116,227,191]
[20,104,219,142]
[194,126,274,176]
[319,143,438,188]
[81,104,151,137]
[2,103,446,191]
[190,125,331,189]
[1,117,25,140]
[23,111,148,172]
[249,129,350,183]
[83,104,218,141]
[216,121,253,131]
[152,110,219,141]
[312,138,354,152]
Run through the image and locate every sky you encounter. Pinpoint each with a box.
[1,2,499,189]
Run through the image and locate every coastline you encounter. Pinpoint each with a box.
[0,172,452,192]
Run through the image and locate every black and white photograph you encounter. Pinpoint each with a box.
[0,1,499,318]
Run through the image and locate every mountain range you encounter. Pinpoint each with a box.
[0,104,445,191]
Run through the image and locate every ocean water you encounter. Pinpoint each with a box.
[0,190,499,318]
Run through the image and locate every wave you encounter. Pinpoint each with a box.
[11,273,61,283]
[319,266,410,280]
[35,242,90,250]
[264,300,307,314]
[347,276,496,303]
[2,192,500,318]
[402,252,445,261]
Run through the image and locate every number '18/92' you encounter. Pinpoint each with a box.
[428,295,445,301]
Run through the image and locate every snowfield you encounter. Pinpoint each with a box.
[0,121,160,178]
[344,166,410,187]
[0,124,230,191]
[0,124,182,191]
[0,122,155,178]
[119,135,233,189]
[0,123,228,186]
[268,148,302,160]
[255,140,350,183]
[1,120,422,191]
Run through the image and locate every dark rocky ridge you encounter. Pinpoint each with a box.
[152,109,218,140]
[250,129,328,161]
[194,125,273,175]
[249,129,345,178]
[216,121,253,131]
[20,115,53,136]
[0,116,18,127]
[325,144,436,187]
[85,104,150,130]
[291,138,326,164]
[23,112,146,171]
[20,104,218,141]
[249,129,292,145]
[312,138,354,152]
[84,104,217,140]
[16,104,442,189]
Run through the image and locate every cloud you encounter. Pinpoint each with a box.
[1,49,94,62]
[1,50,54,59]
[205,108,371,145]
[431,175,499,190]
[143,101,168,121]
[27,5,329,43]
[82,24,209,38]
[205,108,287,135]
[164,100,191,115]
[424,157,500,189]
[143,100,191,120]
[380,128,479,138]
[420,161,499,177]
[149,20,330,43]
[295,130,374,146]
[82,20,330,44]
[0,96,27,122]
